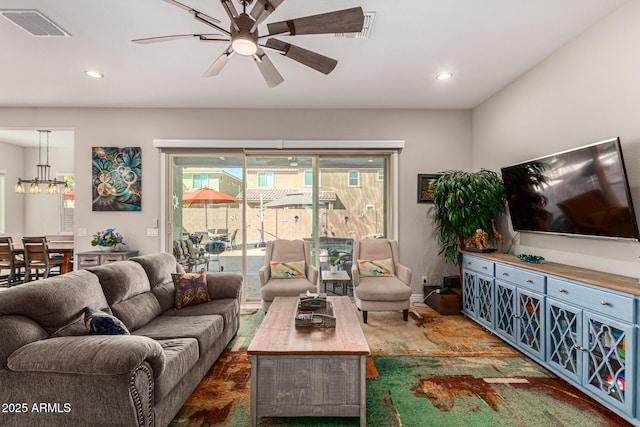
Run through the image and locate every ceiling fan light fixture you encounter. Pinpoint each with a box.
[232,33,257,56]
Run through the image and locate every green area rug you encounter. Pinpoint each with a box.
[170,306,630,426]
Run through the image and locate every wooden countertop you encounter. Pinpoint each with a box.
[463,251,640,296]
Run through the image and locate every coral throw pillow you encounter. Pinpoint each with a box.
[84,307,130,335]
[270,261,306,279]
[358,258,395,277]
[171,269,211,309]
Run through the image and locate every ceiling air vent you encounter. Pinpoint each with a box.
[1,10,70,37]
[334,11,374,39]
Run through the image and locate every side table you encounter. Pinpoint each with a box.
[76,250,140,269]
[321,269,352,296]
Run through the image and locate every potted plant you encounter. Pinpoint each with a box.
[431,169,505,266]
[91,228,124,252]
[328,256,338,273]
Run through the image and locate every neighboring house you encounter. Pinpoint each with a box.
[182,169,241,196]
[244,167,384,211]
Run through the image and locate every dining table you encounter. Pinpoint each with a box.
[14,242,75,275]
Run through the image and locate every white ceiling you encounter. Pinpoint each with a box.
[0,0,628,115]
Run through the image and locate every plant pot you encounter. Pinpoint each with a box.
[330,265,338,273]
[99,245,115,252]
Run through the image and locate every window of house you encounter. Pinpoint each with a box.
[348,170,360,187]
[0,171,5,234]
[257,172,274,188]
[377,170,384,181]
[193,174,209,189]
[303,170,321,187]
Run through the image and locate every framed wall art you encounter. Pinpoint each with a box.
[92,147,142,211]
[417,173,440,203]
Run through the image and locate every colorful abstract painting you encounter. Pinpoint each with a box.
[92,147,141,211]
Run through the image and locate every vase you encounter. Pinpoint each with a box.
[330,265,338,273]
[99,245,115,252]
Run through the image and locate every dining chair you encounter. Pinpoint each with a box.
[0,237,25,286]
[22,237,64,282]
[45,234,75,271]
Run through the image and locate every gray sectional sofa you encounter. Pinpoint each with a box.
[0,252,242,427]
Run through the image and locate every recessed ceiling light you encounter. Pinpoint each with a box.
[436,72,453,81]
[84,70,104,79]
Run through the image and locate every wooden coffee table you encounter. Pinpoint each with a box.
[248,296,370,427]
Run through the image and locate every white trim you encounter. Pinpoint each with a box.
[393,152,399,239]
[154,139,405,150]
[160,151,167,251]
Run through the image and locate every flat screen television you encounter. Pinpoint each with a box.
[501,138,640,240]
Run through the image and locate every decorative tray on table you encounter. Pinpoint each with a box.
[295,292,336,328]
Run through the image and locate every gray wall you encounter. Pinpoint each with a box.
[0,108,472,294]
[472,1,640,277]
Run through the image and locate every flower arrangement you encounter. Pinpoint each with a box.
[91,228,123,247]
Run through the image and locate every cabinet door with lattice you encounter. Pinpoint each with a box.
[582,311,634,416]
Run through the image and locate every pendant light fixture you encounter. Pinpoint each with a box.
[15,130,69,195]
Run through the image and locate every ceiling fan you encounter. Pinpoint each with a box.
[133,0,365,88]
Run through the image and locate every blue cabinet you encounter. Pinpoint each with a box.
[462,256,494,329]
[462,253,638,424]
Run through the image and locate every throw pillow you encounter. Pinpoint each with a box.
[84,306,130,335]
[270,260,305,279]
[171,269,211,309]
[358,258,395,277]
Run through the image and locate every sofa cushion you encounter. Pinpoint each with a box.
[132,315,224,356]
[0,270,109,335]
[270,260,305,279]
[260,278,317,302]
[130,252,178,290]
[355,276,412,301]
[162,299,239,332]
[131,253,180,312]
[357,258,394,277]
[84,307,130,335]
[88,261,162,331]
[172,270,211,309]
[154,338,199,402]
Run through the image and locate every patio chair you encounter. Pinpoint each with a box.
[173,239,208,273]
[351,239,412,323]
[258,239,318,312]
[222,229,239,250]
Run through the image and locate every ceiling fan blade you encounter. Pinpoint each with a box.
[267,7,364,36]
[162,0,229,34]
[253,48,284,88]
[265,39,336,75]
[250,0,285,25]
[202,46,235,77]
[220,0,239,31]
[132,34,226,44]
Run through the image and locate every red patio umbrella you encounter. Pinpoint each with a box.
[182,187,239,231]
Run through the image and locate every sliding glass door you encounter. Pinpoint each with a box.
[167,151,391,302]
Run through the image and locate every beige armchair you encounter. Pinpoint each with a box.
[258,239,319,312]
[351,239,412,323]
